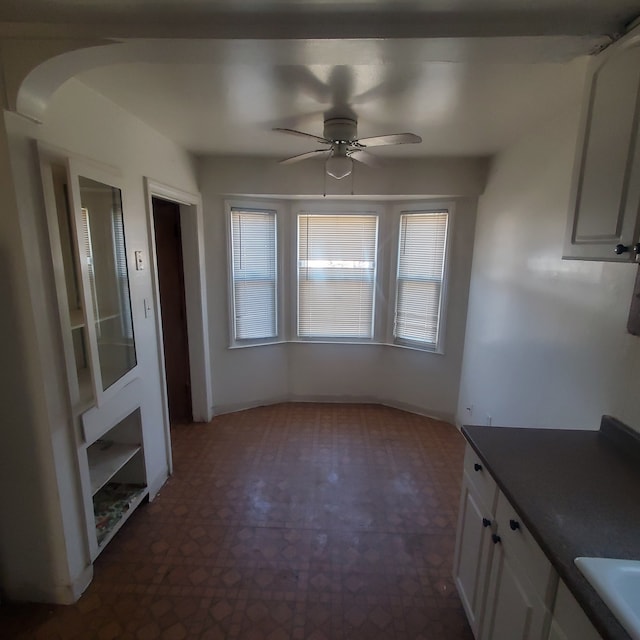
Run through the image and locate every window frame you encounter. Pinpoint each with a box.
[225,200,282,348]
[388,202,454,354]
[224,199,453,353]
[294,205,382,343]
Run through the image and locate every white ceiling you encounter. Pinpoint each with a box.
[5,0,638,159]
[77,57,588,157]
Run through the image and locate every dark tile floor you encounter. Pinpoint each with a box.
[1,403,474,639]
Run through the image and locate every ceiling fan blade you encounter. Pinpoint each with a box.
[355,133,422,148]
[273,127,330,145]
[278,149,331,165]
[349,149,383,168]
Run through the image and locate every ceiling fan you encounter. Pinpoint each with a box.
[274,117,422,180]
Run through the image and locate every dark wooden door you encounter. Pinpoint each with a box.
[152,197,192,423]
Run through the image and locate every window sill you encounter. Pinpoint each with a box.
[228,340,288,350]
[227,339,443,355]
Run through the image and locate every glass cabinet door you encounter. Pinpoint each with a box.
[75,177,137,391]
[40,150,139,409]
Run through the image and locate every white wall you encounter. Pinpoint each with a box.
[199,157,485,421]
[456,99,640,431]
[0,77,199,602]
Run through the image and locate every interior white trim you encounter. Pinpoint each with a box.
[144,179,213,433]
[224,199,285,348]
[213,394,455,424]
[389,200,456,354]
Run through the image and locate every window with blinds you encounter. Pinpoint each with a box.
[394,211,449,348]
[230,208,278,341]
[298,214,378,339]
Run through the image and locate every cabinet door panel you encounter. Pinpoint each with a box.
[67,158,139,405]
[565,29,640,261]
[454,478,493,635]
[494,491,555,600]
[482,543,550,640]
[574,48,640,243]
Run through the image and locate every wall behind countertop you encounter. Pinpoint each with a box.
[457,98,640,432]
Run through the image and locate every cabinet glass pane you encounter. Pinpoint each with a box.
[78,176,136,390]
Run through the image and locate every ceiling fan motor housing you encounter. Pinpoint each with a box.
[324,117,357,142]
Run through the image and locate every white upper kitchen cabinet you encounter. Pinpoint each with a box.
[564,23,640,262]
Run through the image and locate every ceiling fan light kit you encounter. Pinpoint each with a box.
[274,116,422,181]
[325,153,353,180]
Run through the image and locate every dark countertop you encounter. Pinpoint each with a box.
[462,417,640,640]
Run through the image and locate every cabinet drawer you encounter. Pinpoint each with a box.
[464,445,498,512]
[495,491,556,603]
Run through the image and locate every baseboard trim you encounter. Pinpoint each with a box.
[212,395,456,425]
[148,469,169,501]
[376,398,455,424]
[69,564,93,603]
[4,563,94,605]
[212,396,290,416]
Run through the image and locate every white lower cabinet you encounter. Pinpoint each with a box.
[455,445,558,640]
[454,447,498,636]
[455,445,606,640]
[480,495,556,640]
[482,547,547,640]
[454,482,495,634]
[547,580,603,640]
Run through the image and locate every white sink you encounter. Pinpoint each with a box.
[575,557,640,640]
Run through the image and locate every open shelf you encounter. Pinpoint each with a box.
[87,441,141,495]
[93,483,148,550]
[69,308,85,329]
[95,312,121,325]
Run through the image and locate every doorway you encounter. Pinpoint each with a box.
[152,197,193,424]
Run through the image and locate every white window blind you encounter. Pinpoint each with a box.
[394,211,449,347]
[80,207,100,335]
[230,208,277,341]
[298,214,378,338]
[111,198,134,341]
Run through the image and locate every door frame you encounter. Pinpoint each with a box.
[144,179,213,443]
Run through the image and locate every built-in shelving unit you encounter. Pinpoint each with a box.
[86,408,148,556]
[69,308,85,330]
[40,149,148,563]
[94,483,147,548]
[87,440,141,495]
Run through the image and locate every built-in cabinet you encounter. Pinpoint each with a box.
[87,409,147,550]
[455,444,606,640]
[453,447,497,636]
[547,580,603,640]
[455,445,557,640]
[564,23,640,262]
[480,490,557,640]
[40,146,151,561]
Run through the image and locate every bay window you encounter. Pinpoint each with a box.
[226,200,452,352]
